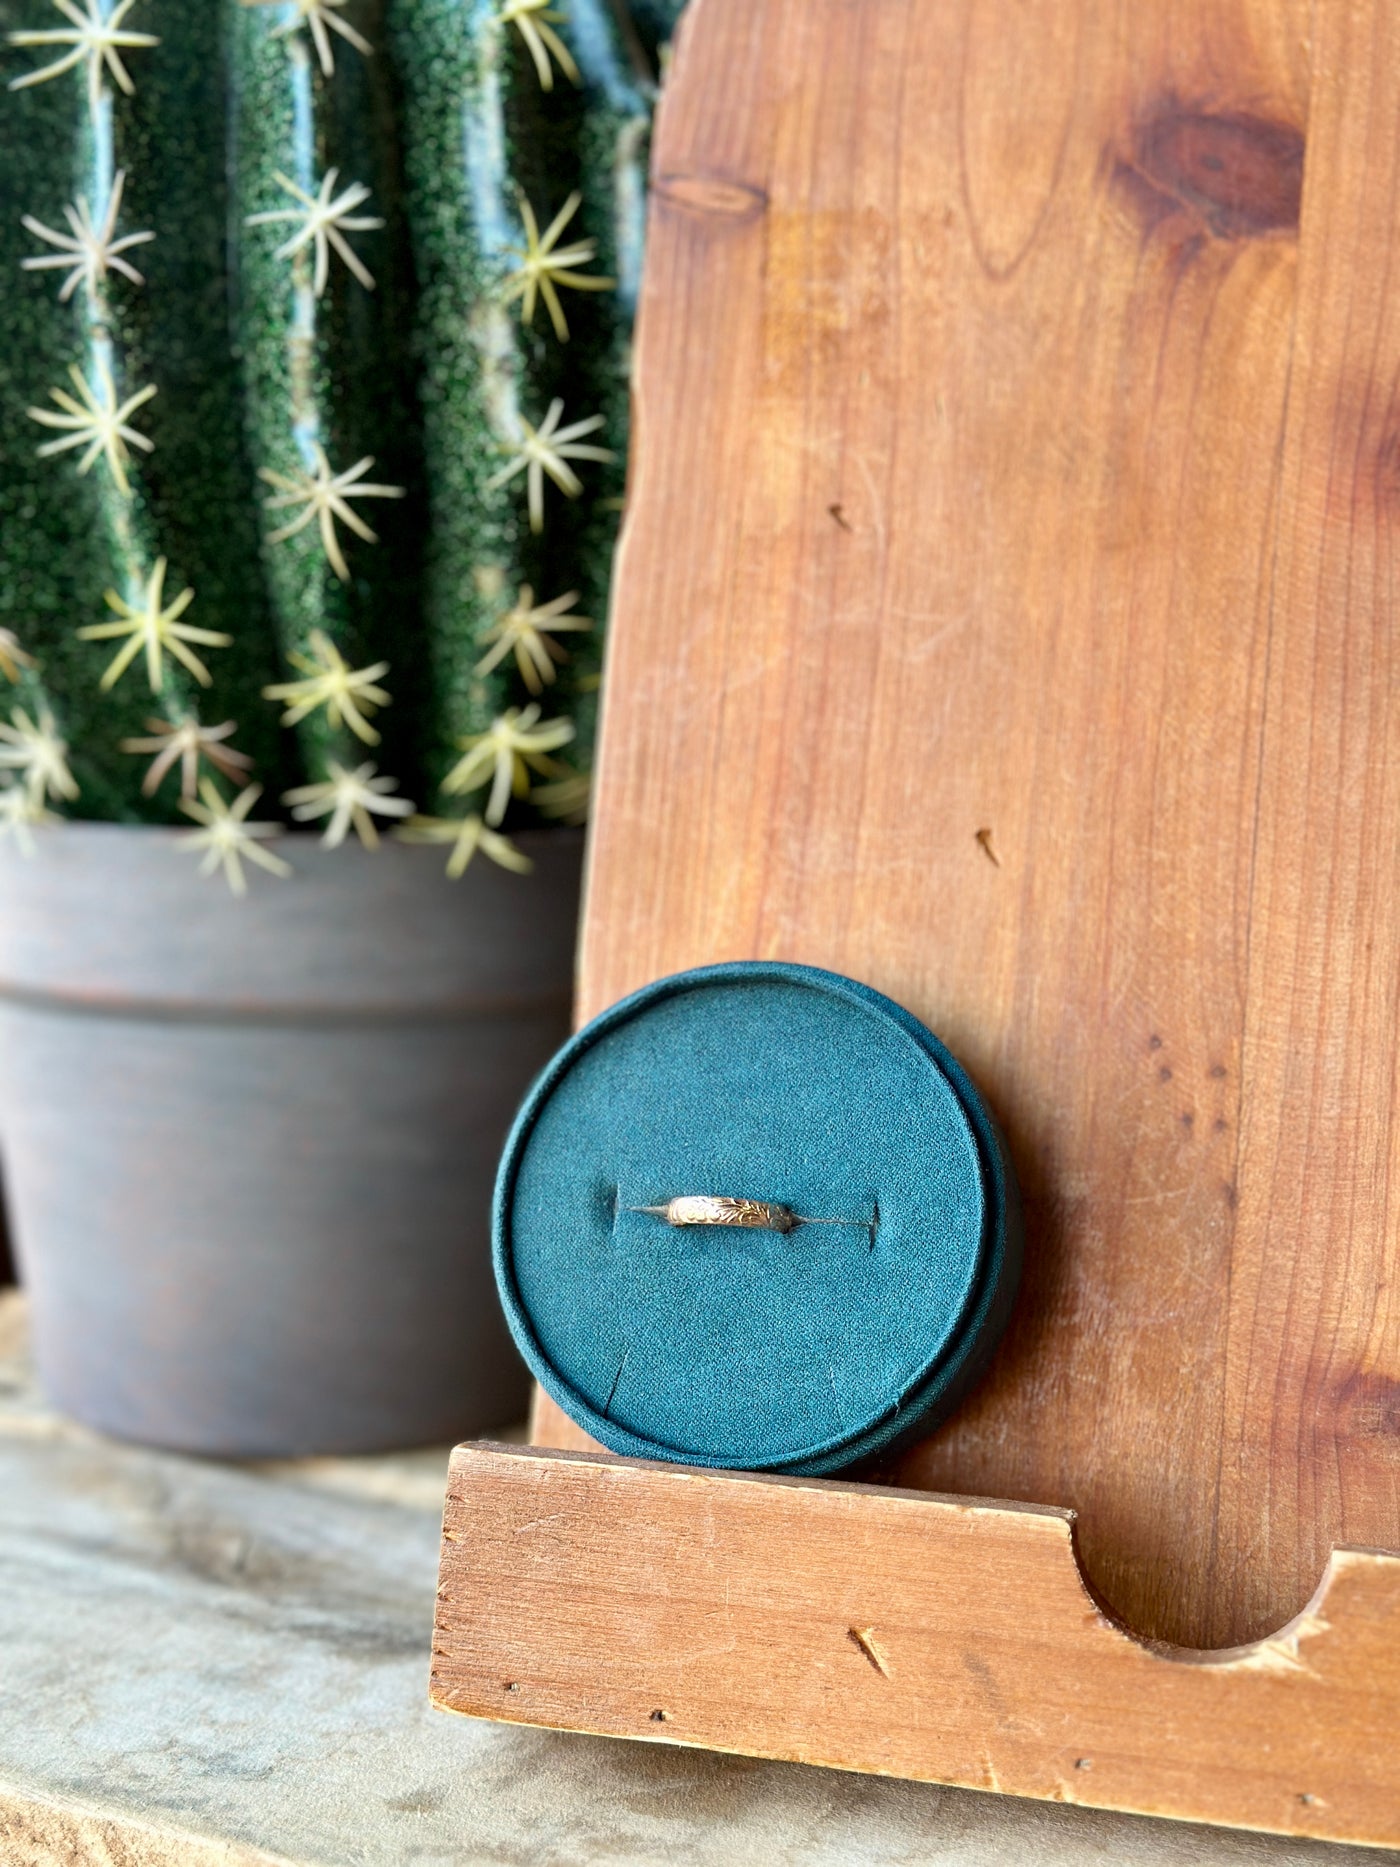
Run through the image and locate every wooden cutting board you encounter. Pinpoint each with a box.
[543,0,1400,1655]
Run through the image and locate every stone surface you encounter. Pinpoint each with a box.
[0,1293,1394,1867]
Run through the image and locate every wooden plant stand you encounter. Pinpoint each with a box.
[435,0,1400,1845]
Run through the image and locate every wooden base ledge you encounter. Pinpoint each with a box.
[432,1445,1400,1850]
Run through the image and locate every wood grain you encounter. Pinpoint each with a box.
[434,1445,1400,1849]
[548,0,1400,1651]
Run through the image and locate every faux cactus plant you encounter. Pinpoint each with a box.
[0,0,681,886]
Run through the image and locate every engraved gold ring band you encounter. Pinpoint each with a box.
[630,1196,865,1234]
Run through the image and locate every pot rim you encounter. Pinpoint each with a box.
[0,824,584,1018]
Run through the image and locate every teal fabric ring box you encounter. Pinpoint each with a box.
[492,961,1022,1474]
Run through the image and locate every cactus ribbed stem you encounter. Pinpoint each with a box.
[391,0,648,804]
[232,0,429,796]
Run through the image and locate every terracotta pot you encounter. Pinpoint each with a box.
[0,824,581,1455]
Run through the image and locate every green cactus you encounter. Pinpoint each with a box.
[0,0,657,874]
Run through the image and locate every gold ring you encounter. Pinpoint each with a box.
[648,1196,797,1234]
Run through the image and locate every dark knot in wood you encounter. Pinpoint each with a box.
[1120,105,1304,240]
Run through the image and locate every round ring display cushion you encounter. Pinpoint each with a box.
[493,961,1022,1473]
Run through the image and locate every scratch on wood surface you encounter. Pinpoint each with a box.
[852,452,888,558]
[511,1513,571,1535]
[847,1625,891,1678]
[902,612,972,660]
